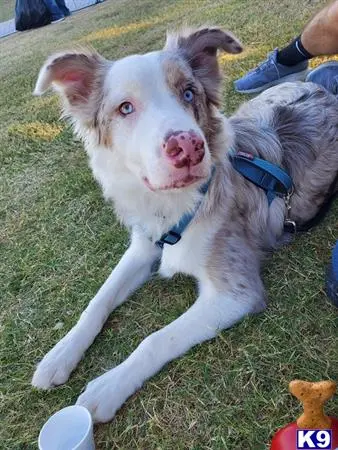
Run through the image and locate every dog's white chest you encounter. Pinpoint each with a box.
[159,219,216,279]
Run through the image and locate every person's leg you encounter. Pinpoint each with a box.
[56,0,71,16]
[278,1,338,96]
[277,1,338,66]
[301,1,338,56]
[43,0,64,21]
[235,1,338,94]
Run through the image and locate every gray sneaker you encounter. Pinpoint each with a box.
[305,61,338,96]
[234,49,308,94]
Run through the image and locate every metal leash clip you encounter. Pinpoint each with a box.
[283,186,297,233]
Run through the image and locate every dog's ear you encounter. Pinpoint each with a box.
[165,27,243,105]
[34,50,110,124]
[165,27,243,57]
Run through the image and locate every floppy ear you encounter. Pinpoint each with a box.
[34,50,110,125]
[165,27,243,56]
[165,27,243,105]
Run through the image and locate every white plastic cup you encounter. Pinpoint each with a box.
[38,405,95,450]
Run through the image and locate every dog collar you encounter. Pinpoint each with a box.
[156,167,215,249]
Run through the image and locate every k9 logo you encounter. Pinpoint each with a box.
[297,430,332,449]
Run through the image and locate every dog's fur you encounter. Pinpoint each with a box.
[32,28,338,423]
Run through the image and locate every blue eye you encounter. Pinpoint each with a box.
[183,89,194,103]
[119,102,134,115]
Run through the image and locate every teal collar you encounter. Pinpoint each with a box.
[156,167,215,249]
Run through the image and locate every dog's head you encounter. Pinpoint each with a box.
[35,28,242,192]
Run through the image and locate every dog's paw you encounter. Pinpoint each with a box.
[32,334,83,389]
[76,367,134,423]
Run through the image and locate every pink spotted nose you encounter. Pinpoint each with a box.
[163,130,205,168]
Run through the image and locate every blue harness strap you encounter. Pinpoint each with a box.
[156,151,294,248]
[156,169,214,248]
[229,151,293,204]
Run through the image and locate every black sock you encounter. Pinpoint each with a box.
[276,36,313,66]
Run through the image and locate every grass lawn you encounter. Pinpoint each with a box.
[1,0,337,448]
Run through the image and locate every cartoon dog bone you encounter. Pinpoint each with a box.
[289,380,336,429]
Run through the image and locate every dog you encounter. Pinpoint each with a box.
[32,27,338,423]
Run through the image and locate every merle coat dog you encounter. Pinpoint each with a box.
[32,28,338,422]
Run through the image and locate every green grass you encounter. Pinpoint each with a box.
[0,0,15,22]
[1,0,337,448]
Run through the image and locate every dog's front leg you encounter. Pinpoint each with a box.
[77,287,257,423]
[32,230,161,389]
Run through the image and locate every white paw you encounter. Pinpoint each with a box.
[76,366,136,423]
[32,333,84,389]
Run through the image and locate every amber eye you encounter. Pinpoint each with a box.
[119,102,134,116]
[183,89,194,103]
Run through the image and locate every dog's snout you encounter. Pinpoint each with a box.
[163,131,205,168]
